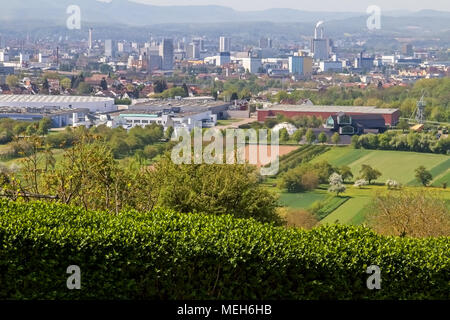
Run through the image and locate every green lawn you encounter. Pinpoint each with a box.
[216,118,240,126]
[349,150,448,185]
[320,196,371,225]
[278,191,328,209]
[311,146,371,167]
[313,146,449,185]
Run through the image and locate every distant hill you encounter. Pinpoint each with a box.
[2,0,439,25]
[0,1,449,41]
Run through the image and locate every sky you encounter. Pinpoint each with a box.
[131,0,450,12]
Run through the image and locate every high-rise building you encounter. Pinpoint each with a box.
[354,52,374,71]
[159,38,174,70]
[186,42,200,59]
[88,28,93,50]
[0,50,9,62]
[193,38,204,51]
[105,39,116,58]
[219,36,231,53]
[242,57,262,74]
[402,43,414,56]
[217,52,231,66]
[259,37,272,49]
[288,56,313,77]
[311,21,330,61]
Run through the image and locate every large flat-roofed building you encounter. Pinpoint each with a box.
[0,95,117,113]
[258,105,400,128]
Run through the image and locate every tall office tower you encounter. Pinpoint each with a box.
[105,39,116,58]
[186,43,200,59]
[259,37,272,49]
[311,21,329,61]
[289,56,313,76]
[402,43,414,56]
[159,38,174,70]
[219,36,231,53]
[88,28,93,50]
[192,38,204,51]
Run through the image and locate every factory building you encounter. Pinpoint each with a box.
[0,95,117,113]
[258,105,400,134]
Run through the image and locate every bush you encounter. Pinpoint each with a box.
[0,200,448,300]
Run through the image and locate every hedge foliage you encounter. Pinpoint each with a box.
[0,200,448,300]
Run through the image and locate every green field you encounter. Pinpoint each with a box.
[276,146,450,226]
[279,190,328,209]
[313,146,450,186]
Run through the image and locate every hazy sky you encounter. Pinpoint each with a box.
[131,0,450,12]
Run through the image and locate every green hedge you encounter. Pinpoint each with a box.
[0,200,448,300]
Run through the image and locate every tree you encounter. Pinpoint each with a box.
[37,118,52,136]
[359,165,382,184]
[165,126,174,139]
[77,82,91,95]
[339,166,353,182]
[100,64,113,74]
[279,128,289,143]
[278,208,318,229]
[328,173,346,196]
[415,166,432,186]
[305,129,316,144]
[153,80,168,93]
[397,119,410,133]
[301,172,319,191]
[386,179,401,190]
[153,157,281,224]
[42,79,50,92]
[291,129,304,143]
[100,78,108,90]
[351,135,360,148]
[318,132,328,144]
[6,75,19,88]
[60,78,72,91]
[367,190,450,237]
[182,83,189,97]
[354,179,368,188]
[331,132,340,145]
[230,92,239,101]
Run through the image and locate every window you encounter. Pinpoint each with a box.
[337,114,352,125]
[340,125,355,135]
[325,116,335,128]
[142,120,149,124]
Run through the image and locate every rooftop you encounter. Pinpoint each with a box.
[262,105,399,115]
[0,95,114,104]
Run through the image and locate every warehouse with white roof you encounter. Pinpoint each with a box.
[0,95,117,113]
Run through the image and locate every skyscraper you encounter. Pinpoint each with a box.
[219,36,231,53]
[105,39,115,58]
[311,21,330,61]
[88,28,93,51]
[289,56,313,76]
[159,38,174,70]
[259,37,272,49]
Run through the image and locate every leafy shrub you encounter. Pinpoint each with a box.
[0,200,448,300]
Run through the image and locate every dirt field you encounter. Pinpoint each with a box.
[244,145,299,167]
